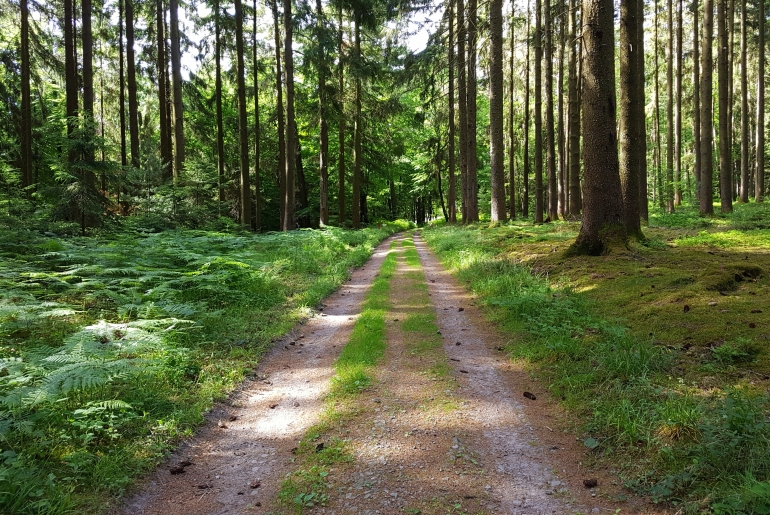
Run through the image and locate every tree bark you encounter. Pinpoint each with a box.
[545,0,558,221]
[718,0,732,212]
[534,0,543,223]
[20,0,33,188]
[489,0,506,221]
[573,0,626,254]
[157,0,172,179]
[465,0,479,221]
[253,0,261,229]
[655,0,664,208]
[739,0,748,202]
[620,0,643,237]
[756,0,765,202]
[337,4,345,224]
[126,0,140,169]
[283,0,297,230]
[523,3,531,218]
[448,0,457,222]
[693,0,701,202]
[700,0,715,214]
[568,0,580,216]
[457,0,468,221]
[235,0,252,227]
[508,13,516,220]
[674,0,683,205]
[317,0,330,226]
[272,0,286,225]
[351,15,362,229]
[169,0,185,178]
[215,0,225,203]
[82,0,94,146]
[666,0,674,212]
[557,7,566,217]
[636,0,648,219]
[64,0,78,153]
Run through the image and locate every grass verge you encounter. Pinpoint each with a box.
[423,204,770,514]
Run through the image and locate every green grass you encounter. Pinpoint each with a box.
[423,203,770,514]
[0,222,407,514]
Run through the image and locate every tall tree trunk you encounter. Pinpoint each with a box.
[636,0,648,219]
[508,13,516,220]
[466,0,479,221]
[523,3,531,218]
[64,0,78,154]
[337,5,345,224]
[317,0,329,226]
[665,0,674,212]
[655,0,664,208]
[215,0,225,204]
[620,0,643,237]
[700,0,715,214]
[489,0,506,221]
[253,0,261,229]
[457,0,468,221]
[118,0,127,168]
[272,0,286,225]
[126,0,140,169]
[674,0,683,205]
[568,0,580,216]
[693,0,701,201]
[20,0,33,188]
[545,0,558,221]
[557,7,566,217]
[157,0,172,179]
[82,0,93,144]
[235,0,251,227]
[534,0,543,223]
[718,0,733,212]
[351,15,362,229]
[295,125,309,225]
[739,0,748,202]
[169,0,184,178]
[573,0,626,254]
[283,0,296,230]
[448,0,457,222]
[757,0,765,202]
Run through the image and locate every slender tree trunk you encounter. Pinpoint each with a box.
[64,0,77,153]
[215,0,225,203]
[523,3,531,218]
[665,0,674,212]
[235,0,251,227]
[636,0,648,219]
[466,0,479,221]
[693,0,701,201]
[20,0,33,188]
[620,0,643,237]
[272,0,286,225]
[655,0,664,208]
[675,0,683,205]
[573,0,626,254]
[740,0,748,202]
[557,7,566,218]
[169,0,184,178]
[82,0,93,144]
[718,0,733,212]
[534,0,543,223]
[253,0,261,229]
[489,0,506,221]
[351,15,362,229]
[545,0,558,221]
[283,0,296,230]
[457,0,468,221]
[448,0,457,222]
[119,0,127,170]
[126,0,139,169]
[757,0,765,202]
[317,0,330,226]
[508,13,516,220]
[337,4,345,224]
[157,0,172,179]
[700,0,715,214]
[728,0,736,201]
[568,0,580,216]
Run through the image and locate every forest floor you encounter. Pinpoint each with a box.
[119,232,661,515]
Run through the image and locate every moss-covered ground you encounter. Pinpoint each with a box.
[423,202,770,515]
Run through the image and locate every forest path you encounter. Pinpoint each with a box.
[120,232,650,515]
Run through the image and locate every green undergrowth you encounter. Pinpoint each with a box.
[0,222,409,514]
[423,203,770,514]
[278,241,398,514]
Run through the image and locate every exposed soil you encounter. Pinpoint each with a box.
[119,232,663,515]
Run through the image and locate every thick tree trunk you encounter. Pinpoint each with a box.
[534,0,543,223]
[317,0,329,226]
[718,0,732,212]
[620,0,643,238]
[557,8,566,217]
[283,0,297,230]
[757,0,765,202]
[466,0,479,221]
[272,0,286,225]
[700,0,715,214]
[20,0,33,188]
[126,0,139,168]
[567,0,580,216]
[489,0,506,221]
[545,0,558,221]
[215,0,225,203]
[523,4,531,218]
[457,0,468,221]
[235,0,251,227]
[169,0,184,178]
[351,16,362,229]
[739,0,748,202]
[337,5,345,224]
[448,0,457,223]
[573,0,626,254]
[157,0,172,179]
[253,0,261,229]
